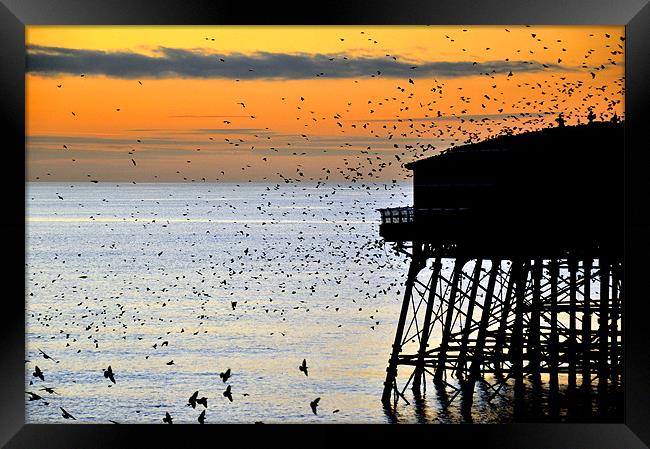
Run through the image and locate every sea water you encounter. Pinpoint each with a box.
[25,182,563,424]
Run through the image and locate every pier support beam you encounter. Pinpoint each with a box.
[568,258,578,394]
[548,259,560,399]
[456,259,483,379]
[466,259,500,394]
[434,258,466,384]
[382,242,427,405]
[412,257,442,395]
[510,260,530,401]
[582,258,592,394]
[610,262,620,386]
[598,259,610,400]
[528,259,543,385]
[494,262,517,376]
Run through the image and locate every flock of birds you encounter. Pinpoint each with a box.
[26,28,624,423]
[32,27,624,184]
[28,338,336,423]
[27,181,406,422]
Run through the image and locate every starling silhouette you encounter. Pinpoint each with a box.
[33,366,44,381]
[299,359,309,376]
[38,348,59,363]
[219,368,231,382]
[223,385,233,402]
[310,397,320,415]
[103,366,116,384]
[188,390,199,408]
[26,391,43,401]
[39,387,60,395]
[60,407,76,420]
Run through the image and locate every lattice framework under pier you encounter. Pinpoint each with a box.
[381,242,623,416]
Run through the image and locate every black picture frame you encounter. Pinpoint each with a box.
[2,0,649,447]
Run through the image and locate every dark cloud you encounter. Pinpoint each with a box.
[26,45,573,80]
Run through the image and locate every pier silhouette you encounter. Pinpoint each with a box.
[378,121,623,421]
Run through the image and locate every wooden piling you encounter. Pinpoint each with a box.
[456,259,483,379]
[434,258,466,384]
[494,261,518,375]
[598,259,610,398]
[382,242,426,404]
[412,257,442,395]
[548,259,560,397]
[467,259,500,393]
[528,259,543,384]
[568,258,578,393]
[610,262,620,386]
[582,258,592,393]
[510,260,530,400]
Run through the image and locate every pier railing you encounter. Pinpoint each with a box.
[378,206,471,225]
[378,207,414,224]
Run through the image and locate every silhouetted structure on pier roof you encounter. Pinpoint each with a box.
[379,122,623,258]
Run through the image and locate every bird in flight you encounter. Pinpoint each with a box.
[39,387,60,395]
[223,385,233,402]
[60,407,76,420]
[26,391,43,401]
[103,366,116,384]
[219,368,231,383]
[38,348,59,363]
[33,366,44,381]
[166,360,175,366]
[299,359,309,376]
[310,397,320,415]
[197,396,208,408]
[163,412,173,424]
[198,410,206,424]
[188,390,199,408]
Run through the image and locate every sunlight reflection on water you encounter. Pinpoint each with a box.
[25,182,619,424]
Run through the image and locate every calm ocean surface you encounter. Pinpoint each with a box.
[26,182,515,424]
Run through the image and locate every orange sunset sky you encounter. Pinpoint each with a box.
[26,26,625,182]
